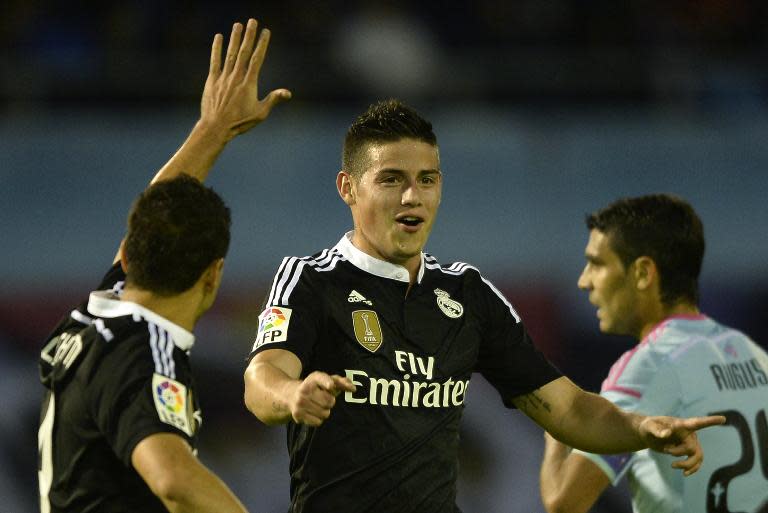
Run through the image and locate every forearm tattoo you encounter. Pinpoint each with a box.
[516,389,552,417]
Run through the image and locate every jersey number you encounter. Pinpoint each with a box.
[38,393,55,513]
[706,409,768,513]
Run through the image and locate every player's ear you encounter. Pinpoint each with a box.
[206,258,224,292]
[119,240,129,274]
[337,171,356,206]
[202,258,225,294]
[195,259,224,321]
[633,256,657,291]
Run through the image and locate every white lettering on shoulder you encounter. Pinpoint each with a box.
[51,332,84,370]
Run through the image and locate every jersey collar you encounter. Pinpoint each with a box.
[335,231,425,284]
[641,313,708,346]
[86,291,195,351]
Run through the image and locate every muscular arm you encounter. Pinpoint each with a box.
[515,376,724,471]
[515,377,646,453]
[132,433,248,513]
[114,18,290,264]
[243,349,303,425]
[243,349,355,426]
[539,432,610,513]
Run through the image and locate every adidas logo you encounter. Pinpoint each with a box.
[348,290,372,305]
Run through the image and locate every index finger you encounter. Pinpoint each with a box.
[308,372,336,392]
[330,375,357,394]
[682,415,727,431]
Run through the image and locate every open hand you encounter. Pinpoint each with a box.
[201,18,291,140]
[639,415,725,476]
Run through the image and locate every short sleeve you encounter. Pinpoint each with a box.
[599,344,674,412]
[573,450,637,486]
[88,338,195,467]
[247,257,322,369]
[472,274,561,406]
[573,344,681,486]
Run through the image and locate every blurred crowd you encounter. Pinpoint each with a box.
[2,3,768,512]
[2,0,767,107]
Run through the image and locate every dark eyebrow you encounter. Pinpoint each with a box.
[376,168,441,176]
[377,168,441,174]
[585,253,602,264]
[377,168,406,175]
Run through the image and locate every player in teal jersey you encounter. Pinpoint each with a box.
[539,194,768,513]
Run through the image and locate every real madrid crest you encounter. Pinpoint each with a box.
[434,288,463,318]
[352,310,383,352]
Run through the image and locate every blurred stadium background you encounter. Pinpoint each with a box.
[2,1,767,511]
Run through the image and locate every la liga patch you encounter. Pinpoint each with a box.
[152,373,194,436]
[252,306,292,350]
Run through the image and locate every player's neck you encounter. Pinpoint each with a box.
[638,302,700,341]
[120,286,199,332]
[402,256,421,285]
[349,232,422,284]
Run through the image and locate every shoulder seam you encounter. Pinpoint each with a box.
[266,249,346,306]
[424,260,521,323]
[424,259,474,275]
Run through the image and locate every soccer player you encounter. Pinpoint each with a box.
[37,19,290,513]
[539,194,768,513]
[243,101,725,512]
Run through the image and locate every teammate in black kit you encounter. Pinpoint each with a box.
[38,19,290,513]
[243,100,725,512]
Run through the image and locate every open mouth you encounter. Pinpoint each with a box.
[396,215,424,227]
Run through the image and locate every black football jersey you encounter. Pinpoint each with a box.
[249,233,561,513]
[38,264,201,513]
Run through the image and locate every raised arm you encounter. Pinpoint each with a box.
[514,376,724,469]
[114,18,290,263]
[244,349,355,426]
[150,18,290,185]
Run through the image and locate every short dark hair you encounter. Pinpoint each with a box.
[124,174,231,295]
[586,194,705,306]
[342,99,437,177]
